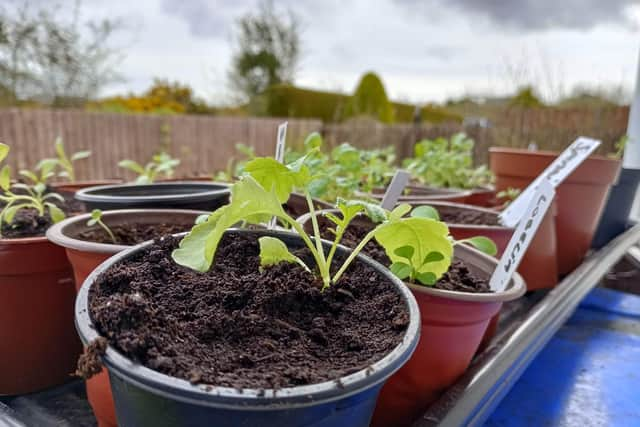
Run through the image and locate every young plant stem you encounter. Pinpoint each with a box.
[305,193,327,267]
[332,227,378,283]
[98,220,117,244]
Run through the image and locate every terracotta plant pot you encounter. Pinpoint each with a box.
[46,209,207,427]
[371,244,526,427]
[51,180,124,194]
[0,237,81,394]
[367,184,471,204]
[490,147,620,274]
[465,186,498,208]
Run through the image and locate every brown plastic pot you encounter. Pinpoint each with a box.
[371,244,526,427]
[490,147,620,275]
[0,237,81,394]
[366,184,472,204]
[47,209,206,427]
[465,186,498,207]
[51,180,123,193]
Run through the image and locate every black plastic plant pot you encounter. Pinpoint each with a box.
[592,168,640,249]
[75,182,230,211]
[75,229,420,427]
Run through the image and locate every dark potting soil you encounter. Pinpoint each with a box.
[0,186,85,238]
[77,222,193,245]
[437,207,501,226]
[316,215,491,293]
[84,232,409,389]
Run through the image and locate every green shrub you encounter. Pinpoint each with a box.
[343,72,394,123]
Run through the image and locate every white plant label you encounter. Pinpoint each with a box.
[269,121,288,229]
[275,121,288,163]
[380,170,411,210]
[490,179,555,292]
[500,137,600,227]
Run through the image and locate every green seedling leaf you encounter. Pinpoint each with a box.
[375,217,453,281]
[71,151,91,161]
[337,199,387,223]
[244,157,310,203]
[36,158,58,178]
[304,132,323,150]
[195,214,209,225]
[19,170,39,184]
[55,137,66,159]
[118,160,146,175]
[173,176,288,272]
[394,245,414,261]
[390,262,412,280]
[422,251,445,264]
[0,143,9,163]
[47,204,66,223]
[389,203,411,221]
[0,165,11,191]
[415,271,438,285]
[411,205,440,221]
[258,236,310,272]
[3,205,20,224]
[459,236,498,256]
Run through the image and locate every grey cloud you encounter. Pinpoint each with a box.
[160,0,244,37]
[396,0,639,31]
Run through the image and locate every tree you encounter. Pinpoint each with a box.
[228,0,300,102]
[344,72,395,123]
[0,0,125,106]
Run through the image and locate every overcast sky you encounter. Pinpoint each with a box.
[78,0,640,104]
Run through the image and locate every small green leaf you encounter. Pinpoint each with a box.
[0,143,8,163]
[389,203,411,221]
[258,236,310,272]
[118,159,146,175]
[411,205,440,221]
[87,218,98,226]
[90,209,102,221]
[394,245,414,261]
[3,205,21,224]
[244,157,310,203]
[55,137,67,160]
[338,199,387,223]
[195,214,209,225]
[47,204,66,223]
[36,158,58,176]
[415,271,437,285]
[19,170,39,184]
[303,132,323,150]
[422,251,445,264]
[460,236,498,256]
[0,165,11,191]
[390,262,412,280]
[71,151,91,161]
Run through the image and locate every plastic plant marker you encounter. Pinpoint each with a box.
[500,137,601,227]
[490,179,555,292]
[623,48,640,170]
[268,121,288,229]
[380,170,411,210]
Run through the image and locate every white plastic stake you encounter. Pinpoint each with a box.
[380,170,411,210]
[623,47,640,170]
[500,137,600,227]
[268,122,288,229]
[490,179,555,292]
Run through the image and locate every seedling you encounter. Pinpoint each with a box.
[119,151,180,184]
[173,151,496,290]
[38,137,91,182]
[0,143,66,236]
[87,209,117,244]
[496,187,521,208]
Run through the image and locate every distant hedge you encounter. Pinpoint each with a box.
[249,84,462,124]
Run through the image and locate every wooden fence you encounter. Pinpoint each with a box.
[0,107,629,181]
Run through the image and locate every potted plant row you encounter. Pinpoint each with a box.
[73,148,525,427]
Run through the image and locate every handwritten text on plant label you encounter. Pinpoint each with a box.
[490,179,555,292]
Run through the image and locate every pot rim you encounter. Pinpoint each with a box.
[488,146,619,164]
[408,244,526,303]
[75,182,230,204]
[0,235,50,245]
[46,209,207,254]
[75,228,421,409]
